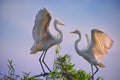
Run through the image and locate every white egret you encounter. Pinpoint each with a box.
[30,8,65,74]
[71,29,113,80]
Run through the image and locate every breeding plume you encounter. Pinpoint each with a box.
[71,29,113,80]
[30,8,65,74]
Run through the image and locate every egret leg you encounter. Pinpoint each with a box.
[39,51,45,74]
[91,65,94,80]
[91,66,99,80]
[42,50,51,72]
[93,66,99,77]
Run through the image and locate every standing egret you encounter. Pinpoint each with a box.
[30,8,65,74]
[71,29,113,80]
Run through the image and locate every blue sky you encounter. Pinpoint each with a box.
[0,0,120,79]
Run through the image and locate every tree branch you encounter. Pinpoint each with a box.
[30,72,50,78]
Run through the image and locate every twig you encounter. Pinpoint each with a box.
[31,72,50,78]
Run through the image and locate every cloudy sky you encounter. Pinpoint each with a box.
[0,0,120,79]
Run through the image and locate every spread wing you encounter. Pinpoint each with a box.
[90,29,113,59]
[32,8,53,42]
[84,34,91,49]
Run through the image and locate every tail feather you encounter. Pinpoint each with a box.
[98,63,105,68]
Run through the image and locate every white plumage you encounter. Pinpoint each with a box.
[30,8,65,73]
[71,28,113,80]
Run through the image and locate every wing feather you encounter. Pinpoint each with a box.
[85,34,91,49]
[90,29,113,59]
[32,8,52,42]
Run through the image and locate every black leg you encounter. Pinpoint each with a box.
[93,66,99,76]
[42,50,51,72]
[39,51,45,74]
[91,64,94,80]
[90,66,99,80]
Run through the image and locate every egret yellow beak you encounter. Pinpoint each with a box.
[60,23,65,26]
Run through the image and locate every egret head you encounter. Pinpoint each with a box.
[71,29,81,39]
[70,29,81,35]
[55,18,65,26]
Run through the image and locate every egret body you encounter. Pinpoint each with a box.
[30,8,65,74]
[71,29,113,80]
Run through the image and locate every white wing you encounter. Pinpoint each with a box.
[89,29,113,59]
[84,34,91,49]
[32,8,53,42]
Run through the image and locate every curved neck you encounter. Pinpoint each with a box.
[75,33,82,56]
[54,21,63,44]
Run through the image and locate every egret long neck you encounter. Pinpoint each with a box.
[75,33,83,56]
[54,21,63,44]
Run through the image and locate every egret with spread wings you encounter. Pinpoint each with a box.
[71,29,113,80]
[30,8,65,74]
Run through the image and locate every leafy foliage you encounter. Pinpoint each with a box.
[0,45,103,80]
[96,77,104,80]
[0,59,20,80]
[50,54,90,80]
[0,59,37,80]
